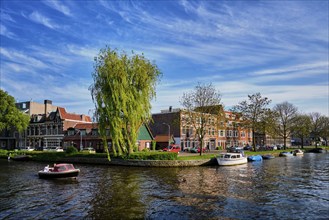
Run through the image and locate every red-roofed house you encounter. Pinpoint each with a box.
[25,102,92,150]
[63,123,154,152]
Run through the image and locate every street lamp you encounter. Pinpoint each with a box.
[162,123,170,147]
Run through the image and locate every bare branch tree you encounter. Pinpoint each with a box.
[272,101,298,149]
[180,83,223,155]
[232,93,271,151]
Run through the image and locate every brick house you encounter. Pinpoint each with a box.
[149,107,253,151]
[63,123,154,152]
[26,106,92,150]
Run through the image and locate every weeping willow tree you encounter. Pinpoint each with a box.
[89,47,161,160]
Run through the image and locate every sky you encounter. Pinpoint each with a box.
[1,0,328,117]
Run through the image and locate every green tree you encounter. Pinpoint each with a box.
[272,101,298,149]
[291,114,311,148]
[309,112,324,147]
[89,47,161,160]
[232,93,271,151]
[0,89,30,133]
[320,116,329,146]
[180,83,223,155]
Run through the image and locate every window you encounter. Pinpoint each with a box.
[81,130,86,136]
[92,129,98,136]
[68,130,75,136]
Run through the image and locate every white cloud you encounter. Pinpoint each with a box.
[0,47,48,69]
[253,62,328,76]
[44,0,72,17]
[0,24,16,39]
[67,45,99,60]
[28,11,58,29]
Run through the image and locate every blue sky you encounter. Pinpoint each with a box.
[1,0,328,117]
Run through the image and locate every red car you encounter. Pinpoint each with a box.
[163,145,181,153]
[197,147,206,153]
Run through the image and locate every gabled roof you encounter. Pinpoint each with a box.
[74,123,98,130]
[58,107,92,122]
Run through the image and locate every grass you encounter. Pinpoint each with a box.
[1,145,328,162]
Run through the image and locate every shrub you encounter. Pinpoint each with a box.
[124,151,178,160]
[66,146,78,154]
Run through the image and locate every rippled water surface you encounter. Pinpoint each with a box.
[1,153,328,219]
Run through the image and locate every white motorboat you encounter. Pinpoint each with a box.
[216,152,248,166]
[293,149,304,156]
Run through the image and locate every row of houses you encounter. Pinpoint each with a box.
[0,100,288,152]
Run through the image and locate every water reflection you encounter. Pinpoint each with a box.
[0,153,328,219]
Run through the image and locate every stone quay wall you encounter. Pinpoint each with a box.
[58,157,218,167]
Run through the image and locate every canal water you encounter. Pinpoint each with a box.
[0,153,328,220]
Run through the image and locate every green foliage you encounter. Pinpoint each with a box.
[152,140,156,151]
[0,89,30,132]
[90,47,162,160]
[124,151,178,160]
[66,146,78,154]
[67,153,108,158]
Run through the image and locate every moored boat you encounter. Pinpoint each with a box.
[11,155,32,161]
[262,154,275,159]
[216,152,248,166]
[247,155,263,162]
[38,163,80,179]
[293,149,304,156]
[279,151,294,157]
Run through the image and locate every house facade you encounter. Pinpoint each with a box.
[149,107,253,151]
[63,123,154,152]
[0,100,59,149]
[9,100,92,150]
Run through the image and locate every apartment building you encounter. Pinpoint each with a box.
[149,107,252,151]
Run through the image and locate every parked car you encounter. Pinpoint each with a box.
[197,147,206,153]
[163,145,181,153]
[227,147,244,154]
[82,147,96,154]
[20,147,35,151]
[276,145,284,150]
[47,147,64,152]
[243,145,252,151]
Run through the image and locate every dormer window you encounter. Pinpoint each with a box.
[68,130,75,136]
[92,129,98,136]
[80,130,86,136]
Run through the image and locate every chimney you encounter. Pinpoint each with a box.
[44,100,52,116]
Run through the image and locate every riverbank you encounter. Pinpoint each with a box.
[58,157,217,167]
[2,147,327,167]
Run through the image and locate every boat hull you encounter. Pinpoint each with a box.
[38,169,80,179]
[216,157,248,166]
[247,155,263,161]
[279,152,294,157]
[262,155,275,159]
[12,155,32,161]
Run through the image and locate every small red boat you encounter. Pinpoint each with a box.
[38,163,80,179]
